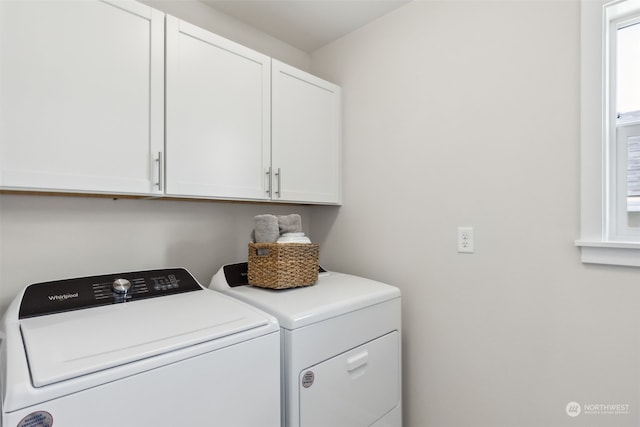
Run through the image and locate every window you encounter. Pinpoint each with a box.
[610,14,640,241]
[577,0,640,266]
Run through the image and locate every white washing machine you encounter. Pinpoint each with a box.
[0,268,281,427]
[210,263,402,427]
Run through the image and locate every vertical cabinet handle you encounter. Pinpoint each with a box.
[266,167,272,197]
[275,168,282,198]
[155,152,163,192]
[266,167,281,199]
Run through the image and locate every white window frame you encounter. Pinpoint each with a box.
[576,0,640,266]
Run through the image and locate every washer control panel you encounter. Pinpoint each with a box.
[19,268,201,318]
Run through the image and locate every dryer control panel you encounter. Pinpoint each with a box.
[19,268,202,318]
[220,262,327,287]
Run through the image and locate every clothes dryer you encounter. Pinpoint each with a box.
[211,263,402,427]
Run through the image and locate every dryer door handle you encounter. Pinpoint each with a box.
[346,350,369,372]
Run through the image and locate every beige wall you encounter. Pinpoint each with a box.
[310,1,640,426]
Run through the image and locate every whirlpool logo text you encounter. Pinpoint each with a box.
[48,293,79,301]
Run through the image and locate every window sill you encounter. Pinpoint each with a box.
[576,240,640,267]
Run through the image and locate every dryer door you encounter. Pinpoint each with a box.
[299,331,400,427]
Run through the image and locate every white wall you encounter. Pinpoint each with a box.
[0,195,311,314]
[310,1,640,426]
[140,0,310,71]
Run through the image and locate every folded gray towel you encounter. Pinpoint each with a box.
[254,214,279,243]
[277,214,302,234]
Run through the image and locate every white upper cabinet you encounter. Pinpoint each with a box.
[165,16,271,200]
[271,60,342,205]
[0,0,165,195]
[0,2,341,204]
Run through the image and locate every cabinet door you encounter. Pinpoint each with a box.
[165,16,271,200]
[0,0,164,195]
[272,60,342,205]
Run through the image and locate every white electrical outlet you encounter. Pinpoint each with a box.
[457,227,474,253]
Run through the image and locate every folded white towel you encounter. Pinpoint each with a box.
[277,232,311,244]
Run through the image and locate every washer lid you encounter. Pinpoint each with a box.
[21,290,271,387]
[225,272,400,329]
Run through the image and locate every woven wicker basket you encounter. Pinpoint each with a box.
[248,242,319,289]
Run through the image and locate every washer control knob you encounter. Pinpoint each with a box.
[112,278,131,294]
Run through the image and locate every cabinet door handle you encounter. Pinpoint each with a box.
[266,167,272,197]
[155,152,163,191]
[275,168,281,198]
